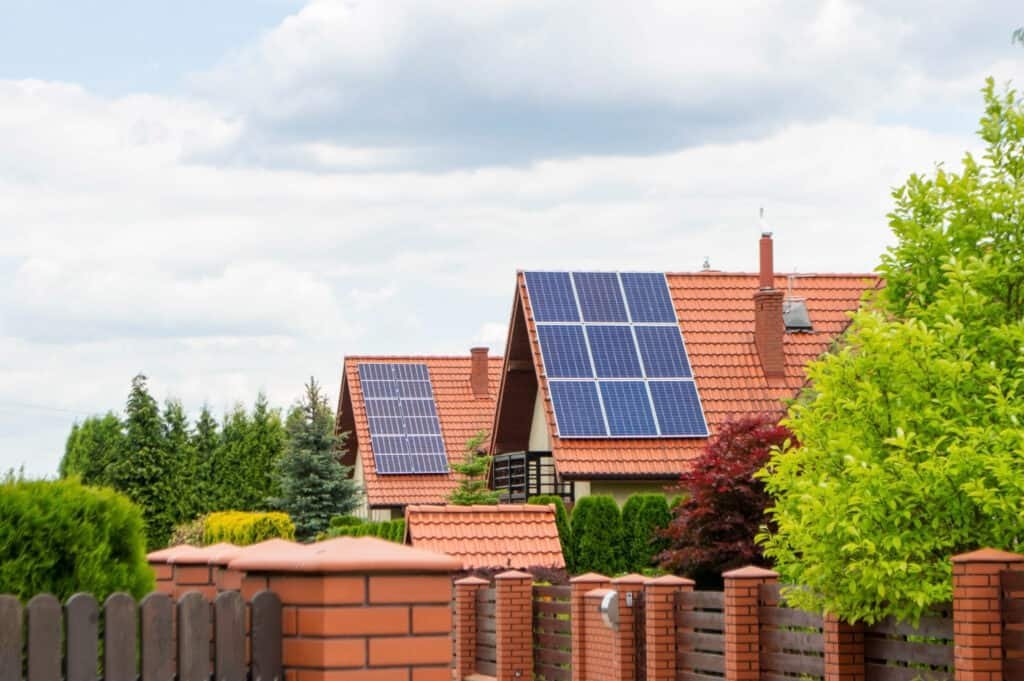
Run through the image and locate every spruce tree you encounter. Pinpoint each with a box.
[447,431,499,505]
[191,405,219,513]
[244,393,286,509]
[163,399,199,522]
[216,404,251,510]
[272,378,362,541]
[59,412,124,486]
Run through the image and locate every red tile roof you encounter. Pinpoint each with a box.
[503,271,881,479]
[338,355,502,508]
[405,504,565,570]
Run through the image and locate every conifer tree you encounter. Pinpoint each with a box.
[163,399,199,522]
[447,431,499,505]
[272,378,362,541]
[59,412,123,486]
[191,404,220,513]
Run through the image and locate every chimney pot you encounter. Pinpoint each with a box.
[470,347,489,398]
[759,232,774,290]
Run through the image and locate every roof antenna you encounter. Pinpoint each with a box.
[701,256,711,271]
[759,206,770,235]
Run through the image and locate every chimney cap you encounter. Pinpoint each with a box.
[761,231,773,238]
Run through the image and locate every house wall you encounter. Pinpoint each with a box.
[527,387,550,451]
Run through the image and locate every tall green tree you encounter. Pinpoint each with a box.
[571,496,623,575]
[215,403,251,510]
[447,431,500,505]
[272,378,362,541]
[760,80,1024,624]
[244,393,286,508]
[163,399,200,522]
[59,412,123,486]
[107,374,176,549]
[191,404,220,512]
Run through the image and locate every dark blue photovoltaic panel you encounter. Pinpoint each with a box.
[599,381,657,436]
[635,326,692,378]
[586,325,642,378]
[358,362,449,474]
[537,325,593,378]
[648,381,708,436]
[549,381,606,436]
[573,272,628,322]
[525,271,580,322]
[621,272,677,323]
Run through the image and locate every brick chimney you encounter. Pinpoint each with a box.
[754,233,786,379]
[470,347,490,398]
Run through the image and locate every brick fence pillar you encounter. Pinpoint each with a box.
[571,572,611,681]
[611,574,647,681]
[168,544,236,601]
[644,575,694,681]
[583,588,617,681]
[454,576,489,679]
[952,547,1024,681]
[146,545,189,596]
[824,614,864,681]
[723,565,778,681]
[495,570,533,681]
[230,536,461,681]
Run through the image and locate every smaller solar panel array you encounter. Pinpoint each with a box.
[525,271,708,439]
[358,363,449,474]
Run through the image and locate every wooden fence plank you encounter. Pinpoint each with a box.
[104,593,137,681]
[215,592,245,681]
[251,591,282,681]
[0,596,23,681]
[28,594,61,681]
[177,592,210,681]
[66,593,99,681]
[140,593,174,681]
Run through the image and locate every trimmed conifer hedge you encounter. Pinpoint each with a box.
[570,495,622,575]
[319,517,405,543]
[0,476,153,601]
[620,493,671,571]
[527,494,573,570]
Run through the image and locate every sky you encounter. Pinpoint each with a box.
[1,0,1021,476]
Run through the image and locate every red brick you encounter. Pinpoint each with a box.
[368,635,450,666]
[412,605,450,634]
[283,638,365,668]
[271,576,365,605]
[369,575,450,604]
[174,565,212,585]
[299,606,409,636]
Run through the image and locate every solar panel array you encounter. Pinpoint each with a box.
[358,363,450,474]
[524,271,708,439]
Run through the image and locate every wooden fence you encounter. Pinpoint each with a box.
[864,607,953,681]
[475,586,497,676]
[759,584,824,681]
[533,584,571,681]
[0,590,280,681]
[676,589,725,681]
[1003,569,1024,678]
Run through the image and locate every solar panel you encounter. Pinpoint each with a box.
[586,325,642,378]
[525,270,708,439]
[600,381,658,436]
[573,272,629,322]
[635,325,692,378]
[358,363,450,474]
[621,272,677,323]
[548,381,606,436]
[537,325,593,378]
[648,381,708,437]
[525,271,580,322]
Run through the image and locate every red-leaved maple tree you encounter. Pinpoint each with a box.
[658,413,794,587]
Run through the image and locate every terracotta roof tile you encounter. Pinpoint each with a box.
[514,271,881,478]
[405,504,565,570]
[340,355,502,508]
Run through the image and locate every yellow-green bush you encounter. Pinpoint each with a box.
[203,511,295,545]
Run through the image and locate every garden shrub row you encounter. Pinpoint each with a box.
[320,516,405,543]
[203,510,295,545]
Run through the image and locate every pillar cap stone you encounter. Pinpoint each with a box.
[495,570,533,580]
[167,542,239,565]
[644,574,695,586]
[454,575,490,586]
[146,544,194,563]
[611,573,648,585]
[570,572,611,583]
[952,547,1024,563]
[722,565,779,580]
[229,536,462,573]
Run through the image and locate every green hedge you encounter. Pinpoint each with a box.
[621,494,671,571]
[570,495,622,575]
[319,517,405,543]
[0,477,153,601]
[203,511,295,545]
[527,495,572,570]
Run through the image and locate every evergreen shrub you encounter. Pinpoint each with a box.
[203,511,295,545]
[571,495,622,575]
[168,515,207,546]
[620,494,671,571]
[318,518,404,543]
[527,495,572,570]
[0,477,153,601]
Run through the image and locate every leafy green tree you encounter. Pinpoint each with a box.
[571,496,623,575]
[528,495,573,570]
[621,494,671,573]
[760,81,1024,624]
[107,374,176,549]
[59,412,123,486]
[272,378,363,541]
[447,431,500,505]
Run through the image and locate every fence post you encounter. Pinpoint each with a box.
[495,570,533,681]
[823,614,864,681]
[229,536,461,680]
[454,576,489,680]
[952,547,1024,681]
[645,574,694,681]
[146,546,188,596]
[611,574,647,681]
[571,572,611,681]
[723,565,778,681]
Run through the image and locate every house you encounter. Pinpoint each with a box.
[404,504,565,573]
[488,233,881,504]
[335,350,502,520]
